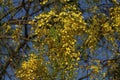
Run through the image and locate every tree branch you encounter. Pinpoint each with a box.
[0,0,33,21]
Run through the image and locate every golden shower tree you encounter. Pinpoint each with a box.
[0,0,120,80]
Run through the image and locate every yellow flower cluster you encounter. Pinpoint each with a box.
[30,4,85,79]
[16,54,48,80]
[110,6,120,28]
[16,54,37,80]
[102,22,112,33]
[84,13,116,50]
[90,65,99,73]
[59,0,71,3]
[102,6,120,43]
[40,0,48,5]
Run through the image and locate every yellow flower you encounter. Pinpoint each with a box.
[91,66,99,73]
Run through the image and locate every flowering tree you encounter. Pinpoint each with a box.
[0,0,120,80]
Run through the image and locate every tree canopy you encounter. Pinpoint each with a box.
[0,0,120,80]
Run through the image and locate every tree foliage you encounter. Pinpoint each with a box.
[0,0,120,80]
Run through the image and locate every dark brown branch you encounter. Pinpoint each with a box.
[0,0,33,21]
[0,36,30,41]
[7,20,32,25]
